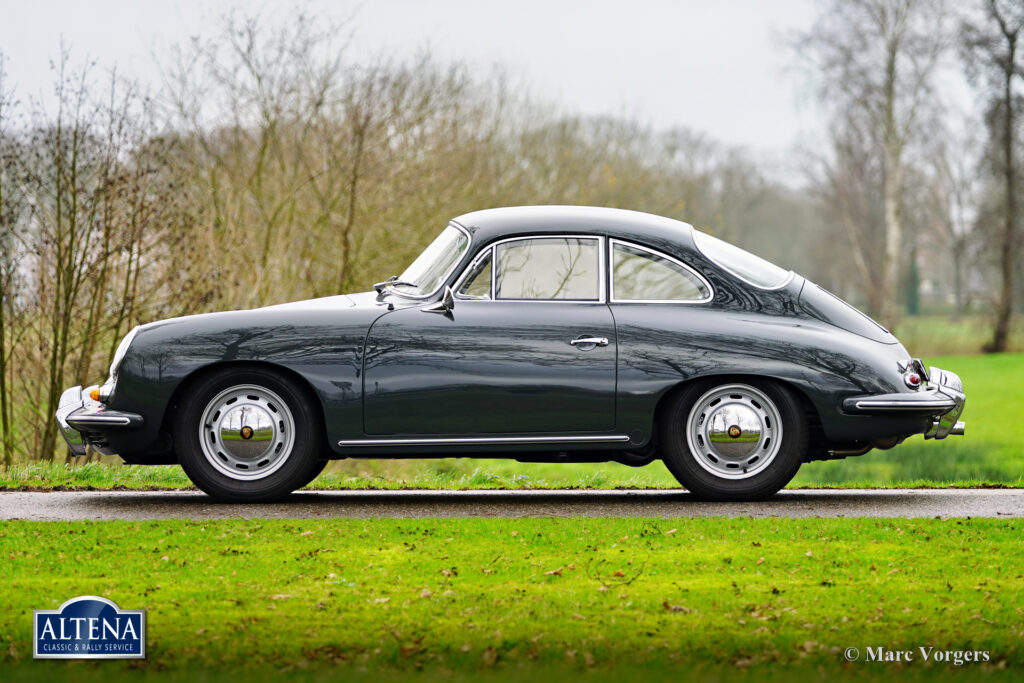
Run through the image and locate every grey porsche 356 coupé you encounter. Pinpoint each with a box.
[56,206,965,502]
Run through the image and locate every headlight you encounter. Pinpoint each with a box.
[109,326,140,377]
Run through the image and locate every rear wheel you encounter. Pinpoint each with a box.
[660,379,807,500]
[174,367,326,502]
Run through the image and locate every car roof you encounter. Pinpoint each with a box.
[451,205,696,248]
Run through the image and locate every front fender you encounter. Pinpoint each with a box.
[106,299,386,460]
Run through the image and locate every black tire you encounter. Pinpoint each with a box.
[173,366,326,502]
[660,378,807,501]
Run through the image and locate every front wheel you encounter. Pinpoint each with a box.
[660,380,807,501]
[174,367,326,502]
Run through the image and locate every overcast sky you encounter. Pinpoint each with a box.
[1,0,823,168]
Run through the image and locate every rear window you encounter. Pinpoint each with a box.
[693,230,792,289]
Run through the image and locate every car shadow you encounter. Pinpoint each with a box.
[30,487,1015,520]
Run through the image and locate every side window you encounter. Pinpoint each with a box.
[612,241,711,302]
[457,249,492,299]
[495,237,600,301]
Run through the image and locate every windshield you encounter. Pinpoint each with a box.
[391,224,471,297]
[693,230,792,289]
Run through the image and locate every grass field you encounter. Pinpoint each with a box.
[2,352,1021,491]
[1,517,1020,681]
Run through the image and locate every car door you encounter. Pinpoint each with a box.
[362,235,617,435]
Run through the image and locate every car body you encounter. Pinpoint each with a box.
[55,206,965,501]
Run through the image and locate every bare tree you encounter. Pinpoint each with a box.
[794,0,949,326]
[0,49,196,461]
[803,115,888,311]
[919,122,982,317]
[962,0,1024,352]
[0,53,25,467]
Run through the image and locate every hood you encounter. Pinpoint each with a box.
[134,290,388,339]
[258,294,357,311]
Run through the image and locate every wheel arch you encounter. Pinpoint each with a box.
[159,360,327,457]
[651,374,826,454]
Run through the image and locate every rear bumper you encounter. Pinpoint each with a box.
[841,365,965,440]
[55,385,144,456]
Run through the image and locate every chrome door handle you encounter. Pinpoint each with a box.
[570,336,609,347]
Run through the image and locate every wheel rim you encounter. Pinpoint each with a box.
[198,384,296,481]
[685,383,783,480]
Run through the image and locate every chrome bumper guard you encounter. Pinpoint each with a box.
[841,365,965,440]
[922,366,966,439]
[55,385,144,456]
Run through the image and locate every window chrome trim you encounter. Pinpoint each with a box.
[338,434,631,447]
[386,222,473,301]
[608,239,715,304]
[451,234,607,304]
[452,245,494,300]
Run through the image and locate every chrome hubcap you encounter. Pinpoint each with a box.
[198,384,295,481]
[686,384,783,480]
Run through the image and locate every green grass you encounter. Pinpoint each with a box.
[1,517,1020,681]
[2,352,1021,490]
[0,459,684,491]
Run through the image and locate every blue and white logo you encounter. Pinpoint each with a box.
[34,596,145,659]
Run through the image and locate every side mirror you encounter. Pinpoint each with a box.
[422,286,455,315]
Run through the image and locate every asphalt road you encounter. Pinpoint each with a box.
[1,488,1022,520]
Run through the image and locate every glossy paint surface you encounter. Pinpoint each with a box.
[101,206,930,462]
[363,301,617,435]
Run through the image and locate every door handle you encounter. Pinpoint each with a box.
[570,336,609,348]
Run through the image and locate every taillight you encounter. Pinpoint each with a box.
[904,372,922,389]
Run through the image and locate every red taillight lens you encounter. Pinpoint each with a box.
[905,372,921,388]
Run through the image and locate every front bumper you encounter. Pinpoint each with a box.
[841,365,965,440]
[55,385,144,456]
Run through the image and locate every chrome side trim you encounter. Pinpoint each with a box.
[338,435,631,447]
[66,414,133,426]
[853,398,956,411]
